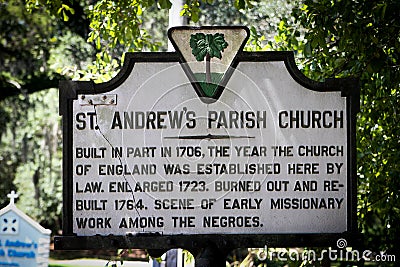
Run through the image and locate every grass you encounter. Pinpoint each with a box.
[193,72,224,97]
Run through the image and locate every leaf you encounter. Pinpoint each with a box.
[191,10,199,22]
[234,0,245,9]
[210,33,228,56]
[63,4,75,15]
[304,42,312,56]
[159,0,172,9]
[62,10,69,21]
[190,33,207,61]
[96,37,101,50]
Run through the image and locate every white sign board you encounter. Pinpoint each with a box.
[0,191,51,267]
[57,27,358,249]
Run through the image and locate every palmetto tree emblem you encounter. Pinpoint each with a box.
[190,33,228,84]
[168,27,249,101]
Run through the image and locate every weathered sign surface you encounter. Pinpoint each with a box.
[55,26,359,250]
[0,191,51,267]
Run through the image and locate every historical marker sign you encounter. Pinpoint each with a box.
[55,26,359,251]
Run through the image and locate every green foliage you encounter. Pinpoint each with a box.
[0,89,62,231]
[1,0,56,85]
[288,0,400,257]
[48,32,94,76]
[82,0,162,79]
[87,0,151,49]
[181,0,201,22]
[196,0,295,44]
[0,0,91,230]
[25,0,74,21]
[245,26,268,51]
[246,0,400,259]
[180,0,252,23]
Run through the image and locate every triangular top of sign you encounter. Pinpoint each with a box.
[168,26,249,103]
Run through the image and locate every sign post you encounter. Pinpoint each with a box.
[55,26,359,261]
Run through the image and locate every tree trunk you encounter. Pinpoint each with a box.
[205,53,211,83]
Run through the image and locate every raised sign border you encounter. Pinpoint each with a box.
[55,50,360,252]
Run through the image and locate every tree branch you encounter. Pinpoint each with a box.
[0,73,63,101]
